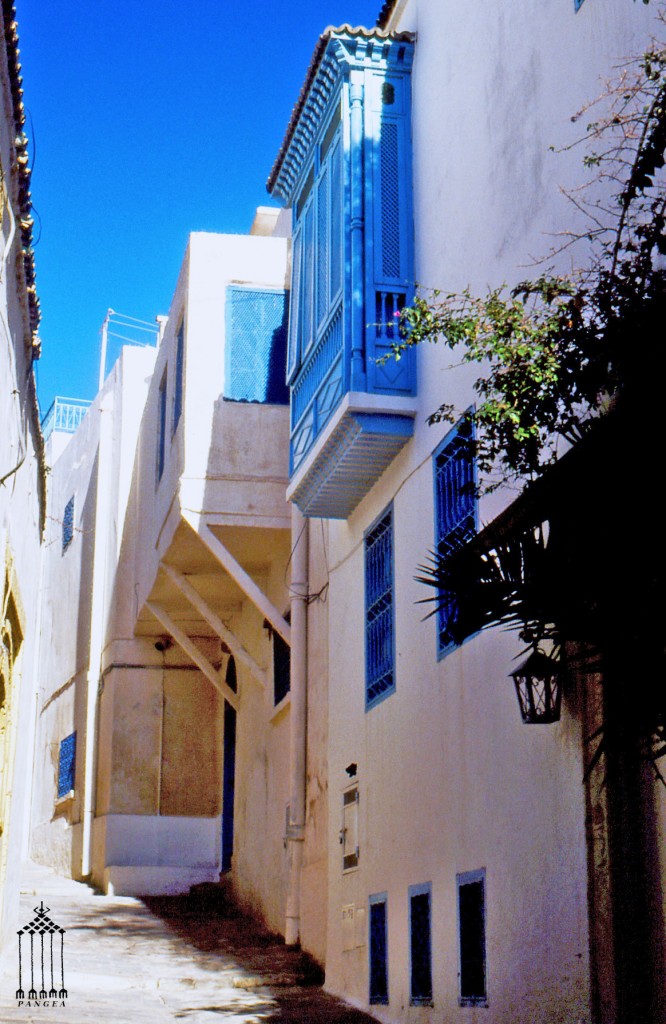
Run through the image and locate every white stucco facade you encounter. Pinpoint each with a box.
[271,2,664,1022]
[0,7,46,958]
[19,3,665,1022]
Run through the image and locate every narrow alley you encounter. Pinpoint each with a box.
[0,863,377,1024]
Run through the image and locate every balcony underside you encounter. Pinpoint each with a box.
[288,399,415,518]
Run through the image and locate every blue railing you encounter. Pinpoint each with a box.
[41,397,92,442]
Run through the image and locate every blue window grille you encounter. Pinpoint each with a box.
[369,893,389,1005]
[172,322,184,434]
[434,418,476,655]
[62,496,75,552]
[273,629,291,706]
[57,732,76,797]
[457,869,487,1006]
[156,371,167,482]
[409,883,433,1005]
[365,508,395,709]
[224,287,289,405]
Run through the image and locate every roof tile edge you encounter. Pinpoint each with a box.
[266,24,414,201]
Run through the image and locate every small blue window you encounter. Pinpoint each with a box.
[62,496,75,552]
[409,882,433,1005]
[369,893,389,1004]
[433,418,475,656]
[172,322,184,434]
[574,0,586,10]
[365,507,395,709]
[457,869,487,1006]
[156,371,167,482]
[57,732,76,797]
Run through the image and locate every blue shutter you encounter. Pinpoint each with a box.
[225,287,289,405]
[409,884,433,1005]
[380,120,401,279]
[287,227,303,384]
[57,732,76,797]
[369,895,389,1004]
[330,139,342,303]
[301,201,315,357]
[434,420,475,654]
[62,497,75,551]
[458,870,487,1005]
[365,508,395,708]
[317,163,329,329]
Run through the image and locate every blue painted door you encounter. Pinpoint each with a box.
[221,700,236,872]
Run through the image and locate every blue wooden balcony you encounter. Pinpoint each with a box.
[268,27,416,519]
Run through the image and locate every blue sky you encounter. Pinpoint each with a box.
[17,1,382,410]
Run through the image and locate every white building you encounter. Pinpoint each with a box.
[26,2,665,1022]
[0,0,46,957]
[29,216,331,950]
[266,2,665,1022]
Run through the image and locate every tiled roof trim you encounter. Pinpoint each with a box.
[267,24,414,198]
[377,1,400,29]
[2,1,46,535]
[2,0,41,345]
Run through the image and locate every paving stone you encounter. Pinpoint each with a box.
[0,862,377,1023]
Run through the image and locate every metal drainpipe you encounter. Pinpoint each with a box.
[285,505,308,946]
[81,390,114,878]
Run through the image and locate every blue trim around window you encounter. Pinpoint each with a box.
[457,869,488,1007]
[364,506,395,710]
[62,496,75,552]
[369,892,389,1005]
[57,732,76,797]
[409,882,433,1005]
[433,417,476,659]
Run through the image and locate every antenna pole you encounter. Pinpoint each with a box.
[98,309,112,392]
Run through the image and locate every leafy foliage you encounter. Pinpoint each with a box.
[406,24,666,770]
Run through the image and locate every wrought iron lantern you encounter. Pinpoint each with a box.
[509,649,562,724]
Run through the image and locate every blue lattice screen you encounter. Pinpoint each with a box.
[434,420,475,653]
[365,509,395,708]
[225,287,289,405]
[380,120,400,278]
[57,732,76,797]
[62,497,75,552]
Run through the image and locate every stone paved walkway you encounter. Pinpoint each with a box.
[0,862,377,1024]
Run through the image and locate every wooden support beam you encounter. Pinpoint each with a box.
[161,562,267,688]
[145,600,239,709]
[182,511,291,645]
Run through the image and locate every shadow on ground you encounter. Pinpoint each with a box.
[142,883,377,1023]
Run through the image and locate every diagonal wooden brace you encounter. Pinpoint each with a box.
[160,562,267,688]
[146,600,239,709]
[182,511,291,645]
